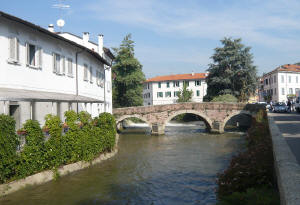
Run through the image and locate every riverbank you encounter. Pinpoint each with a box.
[216,110,280,205]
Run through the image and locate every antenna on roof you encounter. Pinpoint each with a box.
[52,0,70,32]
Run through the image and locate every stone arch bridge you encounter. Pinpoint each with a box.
[113,102,264,135]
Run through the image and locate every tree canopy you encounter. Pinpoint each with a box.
[112,34,145,108]
[177,83,193,103]
[205,38,257,102]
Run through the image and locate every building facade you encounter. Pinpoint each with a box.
[259,64,300,103]
[143,73,207,106]
[0,11,113,129]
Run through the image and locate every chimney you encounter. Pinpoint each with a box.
[98,34,104,57]
[83,32,89,45]
[192,71,194,76]
[48,24,54,32]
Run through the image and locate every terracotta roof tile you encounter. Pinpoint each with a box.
[278,64,300,72]
[146,73,207,82]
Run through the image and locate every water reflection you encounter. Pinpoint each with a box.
[0,124,244,205]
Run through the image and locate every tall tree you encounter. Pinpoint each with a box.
[177,83,193,103]
[112,34,145,108]
[205,38,257,102]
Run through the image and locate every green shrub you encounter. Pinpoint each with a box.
[217,187,280,205]
[217,110,279,204]
[0,112,117,184]
[17,120,47,177]
[211,94,238,103]
[0,114,18,183]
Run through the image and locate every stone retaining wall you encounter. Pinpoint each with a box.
[268,115,300,205]
[0,134,119,197]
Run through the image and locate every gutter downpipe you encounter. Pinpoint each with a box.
[75,49,84,113]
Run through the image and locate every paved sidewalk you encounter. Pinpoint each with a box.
[269,112,300,164]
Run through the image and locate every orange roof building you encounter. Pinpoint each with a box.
[143,72,208,106]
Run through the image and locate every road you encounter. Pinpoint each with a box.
[269,112,300,164]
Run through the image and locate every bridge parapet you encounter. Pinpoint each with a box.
[113,102,265,135]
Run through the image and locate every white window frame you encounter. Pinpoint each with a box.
[53,53,61,74]
[26,43,42,69]
[8,37,20,64]
[195,80,201,86]
[157,92,163,98]
[165,91,171,98]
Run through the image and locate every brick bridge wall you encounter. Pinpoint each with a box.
[113,102,264,135]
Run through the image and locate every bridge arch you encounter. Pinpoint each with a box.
[116,114,152,128]
[162,109,213,132]
[221,110,253,132]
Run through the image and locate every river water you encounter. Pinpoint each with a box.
[0,123,245,205]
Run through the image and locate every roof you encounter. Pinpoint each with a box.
[57,32,115,60]
[0,88,104,103]
[146,73,207,82]
[264,64,300,77]
[0,11,110,66]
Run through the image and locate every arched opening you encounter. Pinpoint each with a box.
[116,115,151,134]
[223,112,253,132]
[163,110,212,134]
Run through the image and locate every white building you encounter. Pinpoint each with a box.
[143,73,207,106]
[260,64,300,102]
[0,11,114,129]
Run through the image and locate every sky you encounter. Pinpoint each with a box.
[2,0,300,78]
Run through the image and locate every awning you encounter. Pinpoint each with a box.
[0,88,104,103]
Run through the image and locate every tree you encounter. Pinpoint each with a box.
[112,34,145,108]
[177,83,193,103]
[205,38,257,102]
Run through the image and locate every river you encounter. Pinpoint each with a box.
[0,122,245,205]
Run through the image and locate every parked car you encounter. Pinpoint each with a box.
[273,102,288,113]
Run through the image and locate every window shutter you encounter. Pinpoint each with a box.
[16,38,19,62]
[61,56,66,75]
[52,53,57,73]
[38,47,42,68]
[26,43,30,65]
[35,47,42,68]
[90,67,93,83]
[9,37,16,60]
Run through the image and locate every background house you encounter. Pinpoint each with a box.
[143,73,208,106]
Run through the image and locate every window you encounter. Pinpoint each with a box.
[196,90,200,96]
[274,75,276,83]
[53,53,61,73]
[173,81,180,87]
[281,75,284,83]
[265,79,268,85]
[174,91,180,97]
[89,67,93,83]
[67,58,73,77]
[83,64,88,81]
[157,92,163,98]
[165,91,171,98]
[166,82,170,88]
[147,83,150,89]
[195,80,201,86]
[274,88,277,95]
[184,81,189,87]
[8,37,19,63]
[96,70,105,87]
[158,82,161,88]
[26,43,42,68]
[289,76,291,83]
[289,88,293,94]
[282,88,285,95]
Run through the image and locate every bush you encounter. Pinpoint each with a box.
[217,109,279,204]
[0,112,117,184]
[217,187,279,205]
[17,120,47,178]
[0,114,18,183]
[211,94,238,103]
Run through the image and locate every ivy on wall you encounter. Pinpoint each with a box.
[0,111,116,184]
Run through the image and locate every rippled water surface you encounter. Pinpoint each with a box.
[0,125,245,205]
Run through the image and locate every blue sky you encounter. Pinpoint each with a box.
[2,0,300,78]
